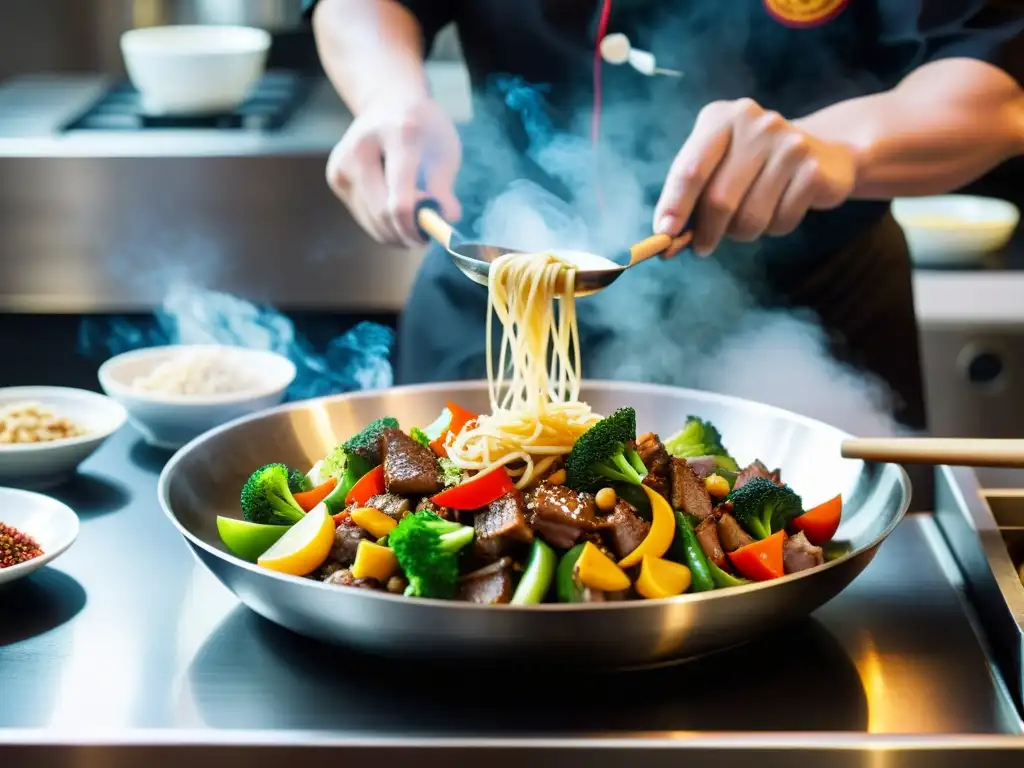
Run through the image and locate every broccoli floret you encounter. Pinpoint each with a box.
[240,463,306,526]
[664,416,739,471]
[319,445,349,480]
[438,457,462,487]
[342,417,399,466]
[727,477,803,540]
[388,511,475,599]
[564,407,648,493]
[288,467,313,494]
[410,427,431,448]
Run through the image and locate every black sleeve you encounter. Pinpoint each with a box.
[873,0,1024,87]
[301,0,456,54]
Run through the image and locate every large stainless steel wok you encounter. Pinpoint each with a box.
[157,381,911,667]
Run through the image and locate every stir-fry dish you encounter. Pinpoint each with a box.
[218,251,849,602]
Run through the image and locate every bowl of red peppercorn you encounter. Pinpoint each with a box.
[0,487,79,585]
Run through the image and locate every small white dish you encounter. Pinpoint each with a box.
[0,487,79,586]
[0,387,127,490]
[892,194,1019,267]
[120,25,271,115]
[97,344,296,451]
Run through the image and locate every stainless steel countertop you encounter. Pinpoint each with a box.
[1,426,1022,764]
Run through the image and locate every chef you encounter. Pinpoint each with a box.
[303,0,1024,438]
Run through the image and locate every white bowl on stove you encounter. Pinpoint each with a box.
[120,25,271,115]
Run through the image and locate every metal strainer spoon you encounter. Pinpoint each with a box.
[414,200,692,297]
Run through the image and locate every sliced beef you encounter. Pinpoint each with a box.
[525,483,604,549]
[733,460,774,491]
[686,456,721,480]
[457,559,515,605]
[670,458,713,519]
[328,520,371,567]
[695,515,728,569]
[366,492,411,521]
[324,568,381,590]
[636,432,672,498]
[717,512,755,553]
[783,531,825,574]
[379,428,442,496]
[475,491,533,560]
[415,497,453,520]
[605,500,651,560]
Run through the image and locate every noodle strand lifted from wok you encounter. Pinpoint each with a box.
[445,252,603,488]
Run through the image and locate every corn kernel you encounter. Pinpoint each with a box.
[705,474,730,499]
[547,469,567,485]
[595,487,617,511]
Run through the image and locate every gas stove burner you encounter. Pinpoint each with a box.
[61,71,315,132]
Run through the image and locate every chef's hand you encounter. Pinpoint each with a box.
[327,97,462,246]
[654,98,857,256]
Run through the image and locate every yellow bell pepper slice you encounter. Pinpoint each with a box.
[636,554,692,599]
[576,541,631,592]
[351,540,399,581]
[350,507,398,539]
[618,484,675,568]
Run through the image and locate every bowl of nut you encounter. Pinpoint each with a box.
[0,387,127,489]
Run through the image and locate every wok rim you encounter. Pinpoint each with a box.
[157,379,911,613]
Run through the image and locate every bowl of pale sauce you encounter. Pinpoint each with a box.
[892,194,1019,267]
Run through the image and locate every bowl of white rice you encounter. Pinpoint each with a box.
[98,345,296,450]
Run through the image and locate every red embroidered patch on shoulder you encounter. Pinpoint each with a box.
[763,0,850,29]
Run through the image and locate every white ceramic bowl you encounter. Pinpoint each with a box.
[0,387,127,490]
[892,194,1020,267]
[97,345,296,451]
[120,25,271,115]
[0,487,79,586]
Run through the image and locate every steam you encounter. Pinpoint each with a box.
[470,71,906,438]
[78,284,395,400]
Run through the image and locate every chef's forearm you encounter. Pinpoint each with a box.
[795,58,1024,199]
[312,0,430,114]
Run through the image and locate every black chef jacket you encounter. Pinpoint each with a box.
[306,0,1024,264]
[303,0,1023,459]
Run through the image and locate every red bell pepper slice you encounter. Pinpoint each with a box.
[293,477,338,512]
[446,400,477,436]
[728,529,786,582]
[346,465,385,507]
[791,494,842,545]
[429,400,478,457]
[429,433,449,457]
[430,465,515,510]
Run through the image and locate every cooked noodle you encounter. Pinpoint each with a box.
[445,251,602,488]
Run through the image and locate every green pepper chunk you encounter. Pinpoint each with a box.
[320,454,373,515]
[707,557,749,589]
[822,540,854,562]
[669,510,715,592]
[555,543,588,603]
[510,538,557,604]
